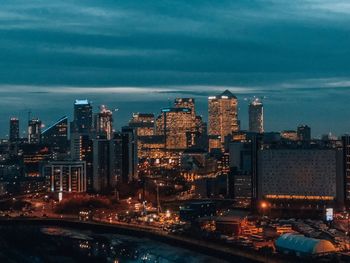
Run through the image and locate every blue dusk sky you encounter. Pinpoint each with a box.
[0,0,350,137]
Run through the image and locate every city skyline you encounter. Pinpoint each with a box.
[0,88,348,139]
[1,1,350,136]
[2,2,350,261]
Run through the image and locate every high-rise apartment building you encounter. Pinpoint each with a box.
[41,116,68,153]
[249,98,263,133]
[297,125,311,141]
[174,98,205,147]
[156,107,193,150]
[70,133,93,192]
[28,118,42,144]
[128,113,155,159]
[342,135,350,204]
[9,118,19,142]
[95,105,113,140]
[156,98,205,150]
[110,133,123,187]
[208,90,239,143]
[174,98,195,116]
[93,138,112,192]
[121,127,138,183]
[71,99,93,135]
[128,113,155,136]
[43,160,87,193]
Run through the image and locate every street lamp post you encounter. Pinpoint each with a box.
[155,181,163,214]
[156,183,161,214]
[260,201,268,218]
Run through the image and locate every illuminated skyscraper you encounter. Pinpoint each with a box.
[129,113,155,159]
[128,113,155,136]
[28,118,42,144]
[41,116,68,153]
[208,90,239,143]
[95,105,113,140]
[174,98,203,133]
[71,99,93,135]
[71,133,93,192]
[9,117,19,142]
[174,98,195,115]
[297,125,311,141]
[249,98,263,133]
[174,98,205,147]
[156,107,193,150]
[156,98,205,150]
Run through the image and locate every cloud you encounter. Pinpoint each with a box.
[41,46,178,58]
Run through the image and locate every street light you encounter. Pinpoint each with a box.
[260,201,269,217]
[165,210,171,218]
[261,201,267,209]
[155,181,164,214]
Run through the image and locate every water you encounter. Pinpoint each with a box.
[0,225,230,263]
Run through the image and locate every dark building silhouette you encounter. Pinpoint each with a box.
[121,127,138,183]
[41,116,68,153]
[110,133,123,188]
[297,125,311,141]
[93,138,111,192]
[9,118,19,142]
[71,99,93,135]
[342,135,350,205]
[28,118,42,144]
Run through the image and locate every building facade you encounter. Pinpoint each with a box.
[93,138,112,192]
[120,127,138,183]
[43,160,86,193]
[95,105,113,140]
[41,116,68,153]
[9,118,19,142]
[71,99,93,135]
[297,125,311,141]
[128,113,155,136]
[257,148,343,205]
[28,118,42,144]
[249,98,263,133]
[70,133,93,192]
[208,90,239,143]
[156,107,194,150]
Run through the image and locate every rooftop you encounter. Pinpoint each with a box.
[74,99,90,105]
[161,107,191,113]
[275,233,336,255]
[220,89,237,99]
[209,89,237,100]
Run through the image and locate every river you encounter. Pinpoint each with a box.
[0,225,234,263]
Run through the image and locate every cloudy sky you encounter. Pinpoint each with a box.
[1,0,350,137]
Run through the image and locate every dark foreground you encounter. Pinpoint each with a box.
[0,225,233,263]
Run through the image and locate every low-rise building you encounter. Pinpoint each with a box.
[43,160,87,193]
